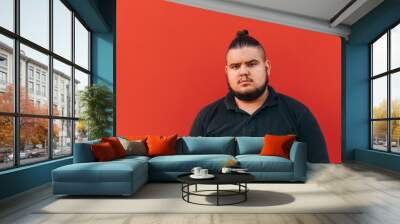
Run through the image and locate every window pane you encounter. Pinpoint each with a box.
[74,17,89,70]
[20,117,49,165]
[20,44,49,115]
[391,72,400,118]
[0,34,14,112]
[0,116,13,170]
[20,0,49,49]
[53,0,72,60]
[391,120,400,153]
[392,24,400,70]
[0,0,14,31]
[75,120,88,143]
[53,119,72,158]
[74,69,89,118]
[372,77,387,119]
[53,59,72,117]
[372,33,387,76]
[372,121,388,151]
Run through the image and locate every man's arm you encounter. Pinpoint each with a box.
[189,111,205,136]
[297,108,329,163]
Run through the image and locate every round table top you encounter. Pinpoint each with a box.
[177,172,255,185]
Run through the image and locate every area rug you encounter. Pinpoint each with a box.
[37,183,362,214]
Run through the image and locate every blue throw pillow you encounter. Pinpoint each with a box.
[236,137,264,155]
[181,137,235,155]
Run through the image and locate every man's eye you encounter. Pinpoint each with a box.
[231,65,240,69]
[248,62,258,67]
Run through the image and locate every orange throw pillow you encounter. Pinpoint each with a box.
[101,137,127,158]
[91,142,117,161]
[146,134,178,157]
[259,134,296,159]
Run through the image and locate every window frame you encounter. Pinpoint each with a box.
[370,21,400,154]
[0,0,92,171]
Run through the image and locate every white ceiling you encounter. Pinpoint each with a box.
[227,0,353,22]
[167,0,384,39]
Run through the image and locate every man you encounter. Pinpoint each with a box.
[190,30,329,163]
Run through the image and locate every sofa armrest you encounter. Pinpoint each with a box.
[289,141,307,181]
[73,140,100,163]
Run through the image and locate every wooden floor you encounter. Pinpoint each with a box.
[1,162,400,224]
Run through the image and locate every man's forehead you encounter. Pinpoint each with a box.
[226,46,264,63]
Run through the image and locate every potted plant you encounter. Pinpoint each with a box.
[79,84,113,140]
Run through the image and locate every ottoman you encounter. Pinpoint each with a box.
[52,158,148,196]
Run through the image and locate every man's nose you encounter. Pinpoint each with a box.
[239,65,249,76]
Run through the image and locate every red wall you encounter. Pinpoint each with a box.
[116,1,341,163]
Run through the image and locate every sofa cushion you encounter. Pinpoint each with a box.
[148,154,235,172]
[260,134,296,159]
[236,155,293,172]
[180,137,235,155]
[52,160,145,183]
[119,138,147,156]
[147,134,178,157]
[91,142,118,161]
[101,137,127,158]
[235,137,263,155]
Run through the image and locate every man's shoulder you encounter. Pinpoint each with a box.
[198,96,226,115]
[276,92,308,114]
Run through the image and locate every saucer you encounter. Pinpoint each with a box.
[190,174,215,179]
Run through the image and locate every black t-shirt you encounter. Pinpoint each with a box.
[189,86,329,163]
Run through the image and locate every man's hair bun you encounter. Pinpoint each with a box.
[228,29,266,60]
[236,30,249,38]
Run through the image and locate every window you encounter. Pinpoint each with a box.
[0,0,91,170]
[0,55,7,67]
[42,85,46,97]
[20,0,49,49]
[0,71,6,85]
[36,83,40,95]
[41,73,46,83]
[0,54,7,88]
[53,0,72,60]
[28,67,34,80]
[74,17,89,70]
[35,70,40,81]
[371,23,400,154]
[28,81,34,94]
[0,0,14,32]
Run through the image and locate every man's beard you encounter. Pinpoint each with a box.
[228,76,268,101]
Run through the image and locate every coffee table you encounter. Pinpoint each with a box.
[177,172,255,206]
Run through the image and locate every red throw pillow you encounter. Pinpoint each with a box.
[101,137,127,158]
[259,134,296,159]
[91,142,117,161]
[146,134,178,157]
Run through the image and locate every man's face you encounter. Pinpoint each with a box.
[225,46,271,101]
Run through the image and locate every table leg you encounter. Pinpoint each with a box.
[195,184,197,192]
[245,183,247,201]
[217,184,219,206]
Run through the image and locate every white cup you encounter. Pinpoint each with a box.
[191,167,202,176]
[221,167,232,174]
[200,169,208,176]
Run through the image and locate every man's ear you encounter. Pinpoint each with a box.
[224,65,228,74]
[265,59,271,75]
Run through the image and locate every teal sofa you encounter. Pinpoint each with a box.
[52,137,307,196]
